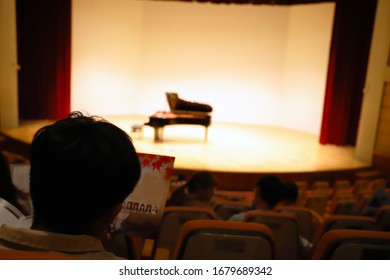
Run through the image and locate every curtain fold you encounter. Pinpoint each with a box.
[17,0,71,120]
[319,0,377,145]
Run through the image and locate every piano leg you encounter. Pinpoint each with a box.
[154,127,164,142]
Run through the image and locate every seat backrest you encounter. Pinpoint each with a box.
[295,182,308,207]
[295,181,308,191]
[213,202,252,220]
[172,219,274,260]
[311,181,330,191]
[329,198,359,216]
[357,190,374,212]
[369,178,387,190]
[332,180,351,191]
[313,215,380,246]
[275,205,322,242]
[352,179,369,196]
[312,229,390,259]
[331,188,354,201]
[330,180,351,199]
[244,211,299,259]
[304,191,328,216]
[0,249,77,260]
[152,206,216,259]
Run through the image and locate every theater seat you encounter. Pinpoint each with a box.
[312,229,390,259]
[152,206,217,259]
[244,211,299,259]
[172,219,274,260]
[214,202,252,220]
[275,205,323,243]
[304,190,329,216]
[312,215,381,246]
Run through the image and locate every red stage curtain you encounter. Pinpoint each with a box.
[17,0,71,120]
[319,0,377,146]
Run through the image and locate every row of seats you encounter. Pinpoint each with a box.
[1,208,389,260]
[135,176,389,260]
[1,175,387,260]
[174,220,390,260]
[133,203,390,260]
[210,177,388,221]
[295,178,389,217]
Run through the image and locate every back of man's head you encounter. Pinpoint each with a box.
[30,112,141,235]
[186,171,217,194]
[282,182,299,205]
[256,175,284,209]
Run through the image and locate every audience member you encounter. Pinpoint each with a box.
[229,175,312,257]
[166,171,217,208]
[361,187,390,217]
[0,112,141,259]
[279,181,299,206]
[229,175,284,221]
[0,150,31,216]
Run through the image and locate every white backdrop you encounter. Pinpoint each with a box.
[71,0,334,135]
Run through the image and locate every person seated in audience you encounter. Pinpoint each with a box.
[278,181,299,206]
[229,175,313,257]
[0,112,141,259]
[361,187,390,217]
[166,171,217,208]
[0,150,31,216]
[278,181,323,223]
[229,175,284,221]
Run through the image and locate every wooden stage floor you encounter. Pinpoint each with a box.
[1,114,370,176]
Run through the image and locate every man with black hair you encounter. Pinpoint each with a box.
[0,112,141,259]
[280,182,299,206]
[229,175,284,221]
[229,175,312,257]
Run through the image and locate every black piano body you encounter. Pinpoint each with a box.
[145,111,211,142]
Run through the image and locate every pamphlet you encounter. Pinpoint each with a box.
[112,153,175,238]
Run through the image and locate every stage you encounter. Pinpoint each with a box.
[0,114,372,189]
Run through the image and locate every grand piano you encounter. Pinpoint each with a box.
[145,110,211,142]
[145,93,213,142]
